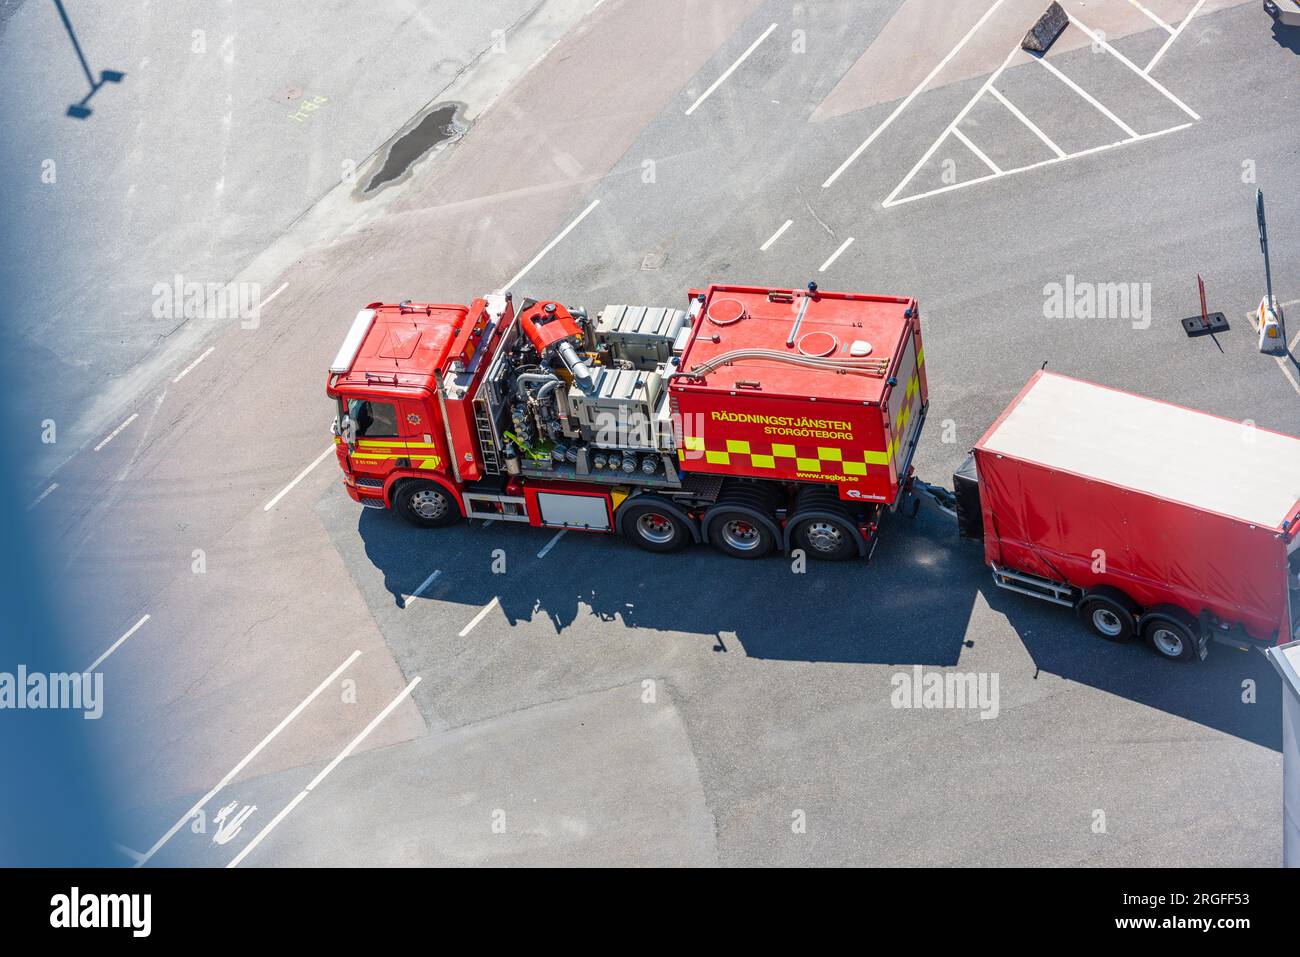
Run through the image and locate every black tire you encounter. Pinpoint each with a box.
[705,508,777,559]
[790,513,858,561]
[1142,611,1201,663]
[1078,591,1137,643]
[393,480,460,528]
[621,501,692,553]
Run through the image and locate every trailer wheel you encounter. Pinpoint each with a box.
[620,501,692,553]
[1141,608,1201,663]
[1078,590,1137,643]
[790,514,858,561]
[393,480,460,528]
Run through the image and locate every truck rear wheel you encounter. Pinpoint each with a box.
[791,515,858,561]
[394,480,460,528]
[1142,609,1201,662]
[707,510,776,559]
[621,501,692,553]
[1078,590,1137,643]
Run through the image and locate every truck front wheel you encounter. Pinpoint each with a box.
[393,481,460,528]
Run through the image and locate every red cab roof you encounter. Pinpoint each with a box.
[331,302,467,393]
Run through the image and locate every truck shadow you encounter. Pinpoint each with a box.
[357,505,1281,750]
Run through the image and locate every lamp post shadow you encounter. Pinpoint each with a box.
[54,0,124,119]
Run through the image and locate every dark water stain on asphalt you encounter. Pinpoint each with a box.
[364,102,467,194]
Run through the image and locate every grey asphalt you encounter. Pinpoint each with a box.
[17,0,1300,866]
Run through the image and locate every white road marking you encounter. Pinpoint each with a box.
[760,218,793,251]
[172,346,216,383]
[952,127,1001,174]
[263,445,336,512]
[93,413,139,452]
[227,676,421,868]
[1146,0,1207,74]
[684,22,778,116]
[256,281,289,312]
[887,124,1191,207]
[884,45,1019,207]
[113,843,145,864]
[86,613,150,672]
[136,649,361,867]
[27,483,58,510]
[1126,0,1175,33]
[1068,15,1199,120]
[989,86,1065,158]
[537,529,566,558]
[1033,53,1137,137]
[822,0,1009,188]
[818,237,855,273]
[458,596,500,637]
[500,199,600,292]
[402,569,441,608]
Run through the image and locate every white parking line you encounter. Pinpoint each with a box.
[136,649,361,867]
[93,413,139,452]
[952,127,1001,174]
[500,199,600,292]
[1033,53,1137,137]
[113,843,145,864]
[172,346,216,383]
[27,483,58,510]
[256,282,289,312]
[227,675,420,868]
[86,614,150,672]
[684,22,778,116]
[458,597,500,637]
[887,124,1191,207]
[760,219,793,251]
[822,0,1009,188]
[537,529,566,558]
[263,446,336,512]
[1068,15,1199,120]
[402,569,441,609]
[1126,0,1175,33]
[884,45,1019,207]
[1146,0,1207,74]
[989,86,1065,158]
[818,237,855,273]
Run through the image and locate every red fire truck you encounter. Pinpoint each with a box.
[326,283,927,561]
[326,282,1299,661]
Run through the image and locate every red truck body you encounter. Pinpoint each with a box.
[973,371,1300,649]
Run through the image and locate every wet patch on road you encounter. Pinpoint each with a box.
[362,102,468,195]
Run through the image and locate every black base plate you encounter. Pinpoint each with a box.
[1182,312,1228,337]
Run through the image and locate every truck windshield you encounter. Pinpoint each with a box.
[347,399,399,437]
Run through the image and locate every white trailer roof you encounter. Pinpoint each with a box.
[979,373,1300,529]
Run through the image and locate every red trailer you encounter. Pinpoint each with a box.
[959,371,1300,662]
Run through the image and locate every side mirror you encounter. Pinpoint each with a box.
[339,415,358,450]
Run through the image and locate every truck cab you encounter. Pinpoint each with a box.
[326,297,506,523]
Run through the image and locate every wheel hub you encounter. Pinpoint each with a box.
[411,488,447,520]
[636,512,675,544]
[1091,608,1123,637]
[804,521,843,552]
[1152,627,1184,657]
[720,519,761,551]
